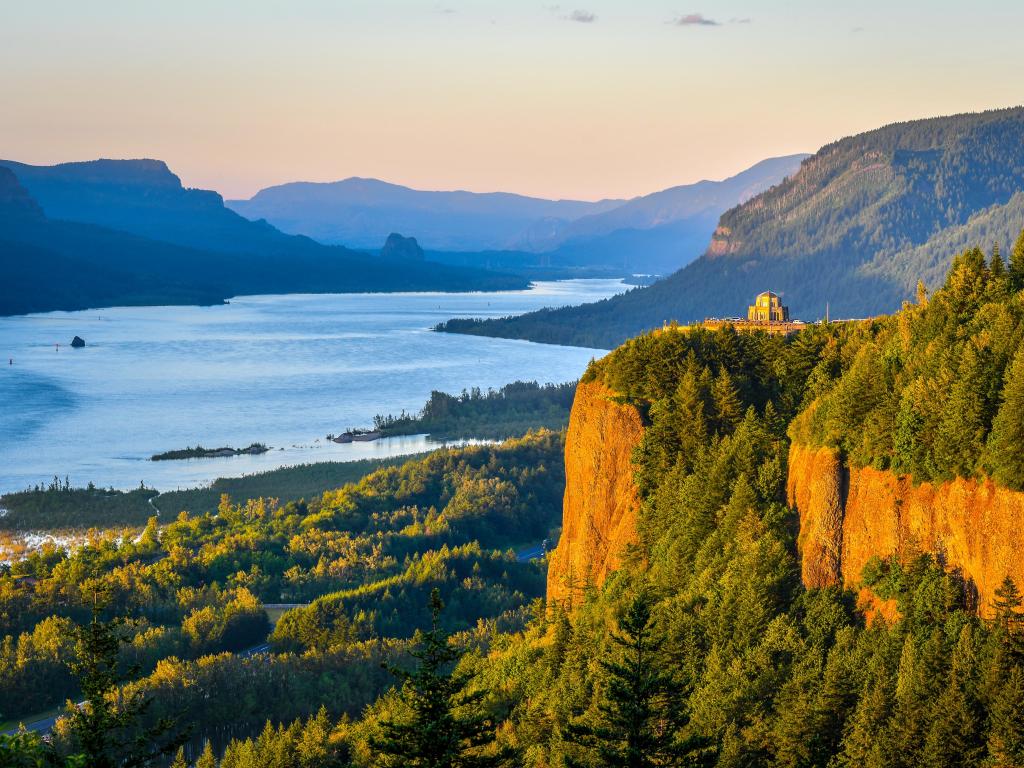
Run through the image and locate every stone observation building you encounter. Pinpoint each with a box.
[663,290,806,336]
[747,291,789,323]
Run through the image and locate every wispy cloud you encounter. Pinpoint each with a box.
[566,9,597,23]
[730,17,752,24]
[672,13,720,27]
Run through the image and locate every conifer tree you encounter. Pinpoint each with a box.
[990,243,1007,279]
[563,593,710,768]
[986,244,1011,301]
[66,607,186,768]
[993,576,1022,628]
[1011,227,1024,291]
[991,576,1024,660]
[921,627,984,768]
[836,655,893,768]
[671,370,708,470]
[711,369,743,435]
[196,740,217,768]
[297,706,334,767]
[987,666,1024,766]
[170,747,188,768]
[370,589,512,768]
[545,606,573,682]
[920,680,983,768]
[934,342,993,479]
[983,347,1024,490]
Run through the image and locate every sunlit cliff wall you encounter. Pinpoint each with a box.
[546,381,644,605]
[788,442,1024,616]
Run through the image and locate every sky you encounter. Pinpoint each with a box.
[2,0,1023,201]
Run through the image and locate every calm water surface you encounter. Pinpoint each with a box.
[0,280,625,493]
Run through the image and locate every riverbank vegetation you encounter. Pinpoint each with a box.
[0,432,563,741]
[374,380,576,439]
[0,455,421,532]
[0,479,157,531]
[156,454,422,516]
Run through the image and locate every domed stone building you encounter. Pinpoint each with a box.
[747,291,789,323]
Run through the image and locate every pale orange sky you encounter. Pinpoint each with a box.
[2,0,1022,200]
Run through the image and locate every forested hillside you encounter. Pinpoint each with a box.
[7,246,1024,768]
[358,244,1024,767]
[439,107,1024,348]
[0,434,562,744]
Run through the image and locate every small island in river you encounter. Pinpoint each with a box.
[151,443,270,461]
[327,430,382,444]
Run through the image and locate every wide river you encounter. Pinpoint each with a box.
[0,280,626,493]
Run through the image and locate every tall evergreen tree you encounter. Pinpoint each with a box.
[196,740,217,768]
[671,369,709,471]
[987,666,1024,766]
[170,747,188,768]
[991,576,1024,661]
[983,347,1024,490]
[934,342,994,479]
[990,243,1005,276]
[370,589,512,768]
[563,593,710,768]
[837,656,894,768]
[65,607,185,768]
[1010,227,1024,291]
[710,369,743,435]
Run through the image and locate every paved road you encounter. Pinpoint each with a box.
[1,703,79,736]
[239,643,271,658]
[516,543,545,562]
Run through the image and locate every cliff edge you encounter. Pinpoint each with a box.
[546,380,644,605]
[788,442,1024,616]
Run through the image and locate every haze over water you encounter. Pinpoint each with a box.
[0,280,626,494]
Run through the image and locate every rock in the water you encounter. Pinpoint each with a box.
[380,232,425,261]
[70,336,86,348]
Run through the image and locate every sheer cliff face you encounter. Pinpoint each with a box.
[788,443,1024,616]
[550,380,1024,616]
[546,381,644,605]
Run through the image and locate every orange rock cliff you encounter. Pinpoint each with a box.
[787,442,1024,616]
[546,381,1024,616]
[545,380,644,606]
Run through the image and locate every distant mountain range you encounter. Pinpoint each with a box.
[228,177,625,252]
[0,160,526,316]
[438,107,1024,348]
[228,155,808,275]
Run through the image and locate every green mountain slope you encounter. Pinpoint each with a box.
[438,107,1024,348]
[862,190,1024,292]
